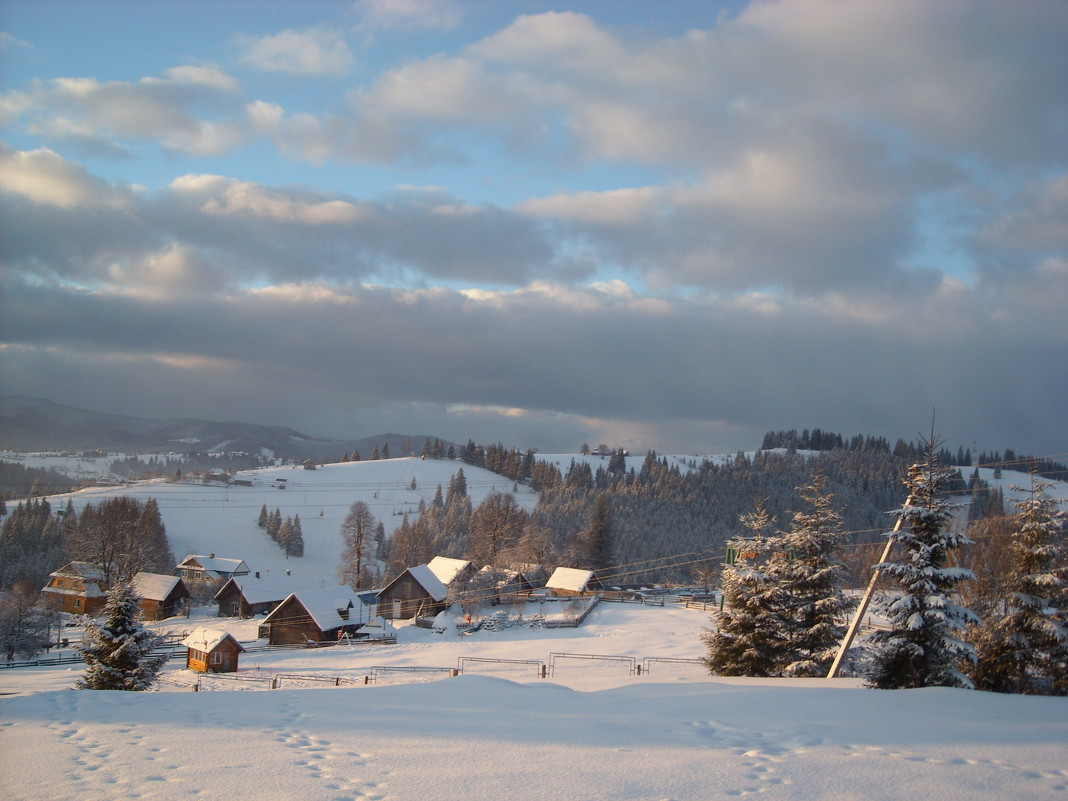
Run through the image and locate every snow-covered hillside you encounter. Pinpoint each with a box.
[17,451,1068,591]
[37,457,536,587]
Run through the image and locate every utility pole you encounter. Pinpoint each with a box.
[827,488,913,678]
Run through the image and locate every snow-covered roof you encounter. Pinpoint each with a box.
[426,556,471,586]
[132,572,184,601]
[405,565,449,601]
[49,561,107,581]
[181,626,245,653]
[213,573,302,605]
[546,567,597,592]
[266,586,377,631]
[177,554,250,576]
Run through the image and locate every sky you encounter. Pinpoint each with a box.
[1,0,1066,457]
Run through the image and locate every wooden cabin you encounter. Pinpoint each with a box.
[260,586,378,646]
[132,572,191,620]
[214,572,300,618]
[175,554,250,582]
[182,627,246,673]
[40,561,108,615]
[546,567,603,597]
[377,565,448,620]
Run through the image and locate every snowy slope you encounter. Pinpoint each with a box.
[1,603,1066,801]
[39,457,537,587]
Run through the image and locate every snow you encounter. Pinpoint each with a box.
[180,627,243,653]
[2,603,1066,801]
[131,572,183,602]
[33,457,540,589]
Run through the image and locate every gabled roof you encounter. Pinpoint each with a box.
[182,626,245,653]
[403,565,449,601]
[426,556,471,586]
[49,561,107,581]
[546,567,598,592]
[132,572,186,601]
[263,586,378,632]
[176,554,250,576]
[213,573,302,605]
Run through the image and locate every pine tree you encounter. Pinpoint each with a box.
[572,494,613,570]
[288,514,304,557]
[969,477,1067,694]
[866,440,977,689]
[75,580,166,691]
[773,473,856,676]
[257,504,268,528]
[702,500,789,676]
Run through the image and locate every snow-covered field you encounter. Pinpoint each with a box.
[2,603,1066,801]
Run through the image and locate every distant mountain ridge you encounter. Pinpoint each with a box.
[0,396,451,461]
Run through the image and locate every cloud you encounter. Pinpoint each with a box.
[0,144,133,209]
[6,67,245,156]
[3,274,1065,454]
[235,27,354,75]
[0,147,559,288]
[354,0,462,32]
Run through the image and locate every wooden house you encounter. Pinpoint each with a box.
[260,586,379,646]
[132,572,190,620]
[546,567,603,596]
[182,627,246,673]
[40,561,108,615]
[214,572,301,618]
[175,554,250,582]
[377,565,449,620]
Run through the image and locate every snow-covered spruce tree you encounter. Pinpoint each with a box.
[75,579,166,691]
[866,444,977,690]
[969,477,1067,695]
[702,500,790,676]
[772,474,856,677]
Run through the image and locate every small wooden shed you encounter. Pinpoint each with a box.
[546,567,603,597]
[182,627,246,673]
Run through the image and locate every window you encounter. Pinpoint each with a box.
[210,652,222,665]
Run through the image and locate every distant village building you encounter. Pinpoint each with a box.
[182,627,246,673]
[175,554,251,582]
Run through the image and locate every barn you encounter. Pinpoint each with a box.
[214,573,301,618]
[132,572,191,620]
[377,565,449,620]
[260,586,379,646]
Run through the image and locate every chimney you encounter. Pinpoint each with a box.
[286,569,291,576]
